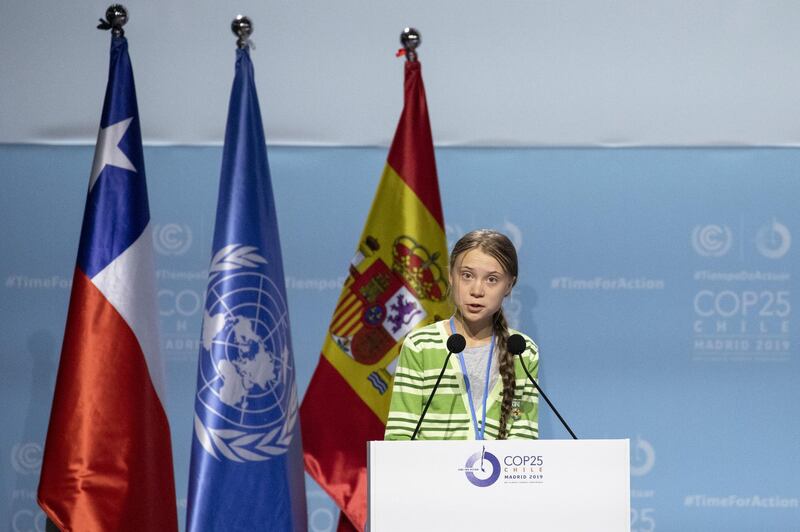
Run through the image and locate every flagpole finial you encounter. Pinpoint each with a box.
[232,15,253,49]
[400,28,421,62]
[97,5,128,37]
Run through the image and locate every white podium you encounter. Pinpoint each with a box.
[367,439,629,532]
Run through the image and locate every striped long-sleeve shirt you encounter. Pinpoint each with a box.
[384,320,540,440]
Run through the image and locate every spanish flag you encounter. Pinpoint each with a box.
[300,57,450,530]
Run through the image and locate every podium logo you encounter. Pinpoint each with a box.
[462,446,501,487]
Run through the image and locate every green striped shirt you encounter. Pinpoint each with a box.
[385,320,540,440]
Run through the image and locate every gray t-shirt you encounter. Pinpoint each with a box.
[460,343,499,419]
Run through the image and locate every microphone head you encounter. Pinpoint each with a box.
[446,333,466,354]
[507,334,527,356]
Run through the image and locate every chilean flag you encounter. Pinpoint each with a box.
[37,36,178,531]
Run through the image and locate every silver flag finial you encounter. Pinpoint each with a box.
[232,15,253,49]
[97,4,128,37]
[400,27,421,62]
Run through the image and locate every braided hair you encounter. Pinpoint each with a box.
[449,229,518,439]
[494,309,515,439]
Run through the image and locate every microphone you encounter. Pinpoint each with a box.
[508,334,578,440]
[447,333,467,354]
[411,333,466,440]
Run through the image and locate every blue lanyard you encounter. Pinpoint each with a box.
[450,318,495,440]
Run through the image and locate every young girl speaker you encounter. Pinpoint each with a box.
[385,229,539,440]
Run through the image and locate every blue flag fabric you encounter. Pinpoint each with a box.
[187,47,307,532]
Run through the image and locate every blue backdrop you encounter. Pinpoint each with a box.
[1,145,798,531]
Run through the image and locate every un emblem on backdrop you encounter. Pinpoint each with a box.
[193,244,297,462]
[10,442,42,475]
[152,223,193,255]
[691,224,733,257]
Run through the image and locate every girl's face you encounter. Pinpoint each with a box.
[450,248,514,332]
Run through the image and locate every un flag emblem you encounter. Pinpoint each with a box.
[193,245,297,462]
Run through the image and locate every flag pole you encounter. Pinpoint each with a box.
[97,4,128,36]
[400,27,421,62]
[231,15,253,49]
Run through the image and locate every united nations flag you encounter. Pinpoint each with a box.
[186,44,306,531]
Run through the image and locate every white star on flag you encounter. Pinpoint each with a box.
[89,117,137,191]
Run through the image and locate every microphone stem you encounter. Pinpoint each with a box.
[411,351,453,440]
[518,355,578,440]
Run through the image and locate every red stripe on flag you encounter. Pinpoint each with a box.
[340,320,363,338]
[38,269,178,531]
[331,299,361,332]
[300,356,385,532]
[386,61,444,228]
[332,292,357,318]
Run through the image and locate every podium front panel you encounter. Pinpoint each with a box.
[368,439,629,532]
